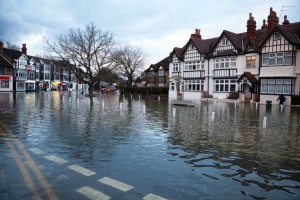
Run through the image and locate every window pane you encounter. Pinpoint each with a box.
[261,85,267,93]
[268,85,275,93]
[283,85,291,94]
[268,79,275,84]
[262,58,268,66]
[275,85,283,94]
[269,58,275,65]
[276,79,283,84]
[284,57,292,65]
[284,78,291,84]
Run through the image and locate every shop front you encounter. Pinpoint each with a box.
[0,75,13,92]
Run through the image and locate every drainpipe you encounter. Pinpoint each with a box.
[207,58,210,94]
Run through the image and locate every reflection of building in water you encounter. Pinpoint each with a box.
[167,101,300,165]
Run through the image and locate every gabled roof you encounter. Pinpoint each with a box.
[210,30,244,54]
[27,55,41,63]
[259,22,300,48]
[3,48,23,60]
[145,56,170,72]
[0,52,13,67]
[236,72,258,84]
[177,36,218,59]
[170,47,184,60]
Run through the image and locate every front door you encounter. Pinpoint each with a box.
[244,84,251,103]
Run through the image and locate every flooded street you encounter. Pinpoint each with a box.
[0,91,300,200]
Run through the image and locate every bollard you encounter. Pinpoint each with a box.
[131,94,132,99]
[211,112,215,121]
[263,117,267,128]
[234,101,237,108]
[120,102,123,110]
[280,105,283,112]
[139,95,140,100]
[256,103,258,110]
[158,96,160,102]
[143,105,146,113]
[102,100,104,108]
[172,108,176,117]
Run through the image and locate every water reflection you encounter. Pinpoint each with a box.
[0,92,299,199]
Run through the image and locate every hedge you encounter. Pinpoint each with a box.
[120,87,168,95]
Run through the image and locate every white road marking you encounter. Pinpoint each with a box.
[98,177,133,192]
[68,164,96,176]
[44,155,68,164]
[143,193,168,200]
[76,186,110,200]
[29,147,45,155]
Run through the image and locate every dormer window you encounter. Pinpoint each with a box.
[274,31,281,40]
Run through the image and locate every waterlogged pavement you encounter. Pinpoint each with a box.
[0,91,300,200]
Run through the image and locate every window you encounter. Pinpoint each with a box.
[274,32,281,40]
[158,70,164,76]
[184,61,203,71]
[246,56,256,68]
[0,80,9,88]
[170,83,175,91]
[221,37,228,46]
[214,79,236,92]
[184,79,204,91]
[173,63,179,72]
[261,51,295,66]
[29,72,35,78]
[260,78,294,94]
[214,58,236,69]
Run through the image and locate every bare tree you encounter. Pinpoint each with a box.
[0,40,20,50]
[114,45,145,87]
[45,22,117,96]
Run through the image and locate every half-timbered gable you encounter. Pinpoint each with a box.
[260,27,297,67]
[212,31,241,56]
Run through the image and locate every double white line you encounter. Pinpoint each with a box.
[0,123,59,200]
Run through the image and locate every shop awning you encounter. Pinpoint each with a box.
[52,81,61,85]
[25,80,36,83]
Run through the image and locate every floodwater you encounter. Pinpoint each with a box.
[0,91,299,200]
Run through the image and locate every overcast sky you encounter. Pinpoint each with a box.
[0,0,298,69]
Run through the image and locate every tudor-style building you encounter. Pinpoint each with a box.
[164,7,300,105]
[144,56,170,87]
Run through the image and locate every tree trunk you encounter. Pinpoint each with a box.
[88,83,94,96]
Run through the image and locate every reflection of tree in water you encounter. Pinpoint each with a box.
[167,101,300,198]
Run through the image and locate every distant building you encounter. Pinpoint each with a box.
[144,56,170,87]
[0,42,78,92]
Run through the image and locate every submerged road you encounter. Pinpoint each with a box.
[0,122,167,200]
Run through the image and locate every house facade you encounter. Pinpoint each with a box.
[145,56,170,87]
[0,43,78,92]
[0,42,14,92]
[165,8,300,105]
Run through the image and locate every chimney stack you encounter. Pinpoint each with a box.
[261,19,267,29]
[22,43,27,55]
[267,7,279,32]
[282,15,290,25]
[0,41,3,52]
[191,28,202,39]
[246,13,256,38]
